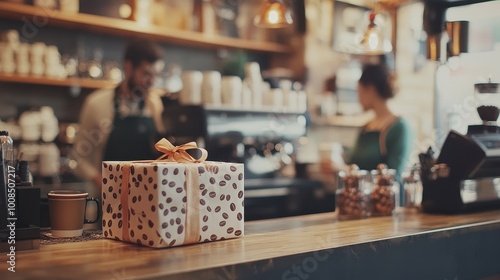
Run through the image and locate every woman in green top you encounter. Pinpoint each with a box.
[322,64,413,181]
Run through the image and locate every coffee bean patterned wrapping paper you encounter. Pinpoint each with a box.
[102,161,244,248]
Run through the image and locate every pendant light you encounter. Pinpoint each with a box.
[356,11,392,55]
[254,0,293,28]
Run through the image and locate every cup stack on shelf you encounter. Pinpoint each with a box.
[30,42,46,76]
[0,29,68,78]
[201,71,222,107]
[177,62,308,113]
[179,71,203,105]
[16,43,30,75]
[44,45,66,78]
[0,30,19,74]
[244,62,263,109]
[221,76,243,108]
[17,106,61,178]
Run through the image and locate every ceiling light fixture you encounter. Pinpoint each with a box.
[356,11,392,55]
[254,0,293,28]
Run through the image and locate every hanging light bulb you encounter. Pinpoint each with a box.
[254,0,293,28]
[339,11,392,55]
[357,11,392,55]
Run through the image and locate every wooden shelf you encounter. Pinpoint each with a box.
[0,2,293,54]
[0,73,116,89]
[204,105,306,115]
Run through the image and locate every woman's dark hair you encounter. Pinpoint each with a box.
[124,39,163,68]
[359,64,394,99]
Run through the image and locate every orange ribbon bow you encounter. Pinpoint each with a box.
[155,138,208,163]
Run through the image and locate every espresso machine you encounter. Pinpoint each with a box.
[203,108,330,220]
[422,81,500,213]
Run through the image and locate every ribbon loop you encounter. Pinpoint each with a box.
[155,138,208,163]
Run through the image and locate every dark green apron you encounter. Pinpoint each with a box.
[103,89,159,161]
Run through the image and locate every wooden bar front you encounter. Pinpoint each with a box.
[2,210,500,279]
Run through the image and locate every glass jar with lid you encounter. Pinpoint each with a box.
[370,164,399,216]
[336,164,370,220]
[403,164,422,209]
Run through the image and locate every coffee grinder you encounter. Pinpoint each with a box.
[421,80,500,213]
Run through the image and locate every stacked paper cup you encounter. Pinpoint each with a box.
[0,43,15,74]
[30,42,46,76]
[280,80,297,112]
[221,76,242,108]
[44,45,66,78]
[297,90,308,113]
[180,71,203,105]
[0,30,20,74]
[201,71,222,106]
[40,106,59,143]
[16,43,30,75]
[244,62,263,109]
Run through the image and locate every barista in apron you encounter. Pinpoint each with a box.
[102,87,159,161]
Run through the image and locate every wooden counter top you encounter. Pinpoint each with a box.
[3,209,500,279]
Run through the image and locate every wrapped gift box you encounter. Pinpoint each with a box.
[102,160,244,248]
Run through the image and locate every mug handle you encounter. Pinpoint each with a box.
[84,198,101,224]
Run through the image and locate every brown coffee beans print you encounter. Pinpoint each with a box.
[102,162,244,248]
